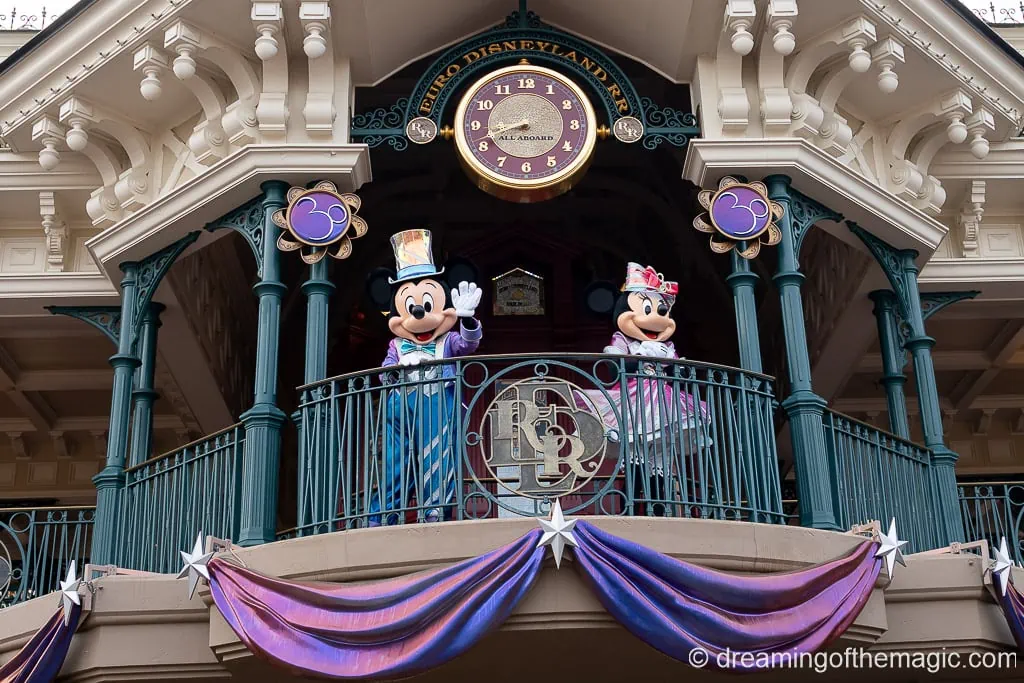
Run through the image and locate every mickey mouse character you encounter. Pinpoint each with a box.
[366,229,482,526]
[577,263,707,515]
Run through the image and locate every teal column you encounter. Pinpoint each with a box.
[899,252,964,544]
[238,181,288,546]
[303,257,335,383]
[726,250,763,373]
[128,303,164,468]
[91,263,141,565]
[868,291,910,439]
[765,175,839,531]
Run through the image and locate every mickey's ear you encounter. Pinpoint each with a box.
[445,257,479,287]
[584,281,618,316]
[365,267,394,312]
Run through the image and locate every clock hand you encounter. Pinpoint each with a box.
[475,118,529,142]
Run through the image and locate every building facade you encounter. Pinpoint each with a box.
[0,0,1022,679]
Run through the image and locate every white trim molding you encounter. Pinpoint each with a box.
[682,138,948,254]
[87,143,371,279]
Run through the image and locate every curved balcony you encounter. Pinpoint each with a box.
[290,353,784,537]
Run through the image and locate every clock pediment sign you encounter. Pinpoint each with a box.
[493,267,545,316]
[351,3,698,161]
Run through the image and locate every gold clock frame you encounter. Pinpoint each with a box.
[453,63,598,203]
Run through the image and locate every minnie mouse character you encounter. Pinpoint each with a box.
[577,263,708,515]
[366,229,482,525]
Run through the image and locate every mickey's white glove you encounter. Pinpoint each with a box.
[638,340,671,358]
[399,355,421,366]
[451,281,482,318]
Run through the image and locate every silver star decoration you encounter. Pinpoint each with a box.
[991,536,1014,597]
[177,532,214,600]
[874,518,908,579]
[537,499,577,569]
[58,561,82,626]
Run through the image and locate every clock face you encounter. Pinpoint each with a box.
[454,64,597,201]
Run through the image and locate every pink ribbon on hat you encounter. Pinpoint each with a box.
[639,266,678,296]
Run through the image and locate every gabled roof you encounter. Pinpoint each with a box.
[942,0,1024,72]
[0,0,96,75]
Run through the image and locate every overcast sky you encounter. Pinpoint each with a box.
[6,0,1024,29]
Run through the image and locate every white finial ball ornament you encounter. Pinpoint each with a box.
[254,32,278,61]
[848,46,871,73]
[303,31,327,59]
[173,51,196,80]
[877,66,898,94]
[65,124,88,152]
[38,146,60,171]
[946,118,968,144]
[139,71,162,101]
[970,135,990,159]
[772,28,796,56]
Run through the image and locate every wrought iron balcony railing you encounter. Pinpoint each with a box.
[0,6,59,31]
[290,353,784,537]
[117,424,245,574]
[0,506,94,608]
[823,409,940,552]
[969,1,1024,24]
[959,480,1024,564]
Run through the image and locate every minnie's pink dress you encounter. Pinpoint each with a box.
[575,332,709,475]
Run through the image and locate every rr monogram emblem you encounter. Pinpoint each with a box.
[481,379,608,498]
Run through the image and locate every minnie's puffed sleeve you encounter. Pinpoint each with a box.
[603,332,631,355]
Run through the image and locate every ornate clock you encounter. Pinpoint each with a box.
[453,63,597,202]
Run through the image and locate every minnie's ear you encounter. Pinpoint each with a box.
[584,281,618,316]
[445,257,479,287]
[365,267,394,312]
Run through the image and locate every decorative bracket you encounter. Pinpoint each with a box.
[204,194,266,274]
[848,221,912,320]
[893,291,980,363]
[45,306,122,346]
[786,184,843,257]
[131,231,200,346]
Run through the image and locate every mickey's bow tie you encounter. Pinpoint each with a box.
[399,339,437,355]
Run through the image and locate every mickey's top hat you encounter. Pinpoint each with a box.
[389,229,445,284]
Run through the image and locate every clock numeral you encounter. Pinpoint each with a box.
[477,99,494,110]
[478,141,489,152]
[521,161,532,173]
[570,119,580,130]
[518,78,535,90]
[562,99,572,110]
[562,140,573,152]
[494,84,510,95]
[471,120,481,131]
[547,156,556,167]
[545,84,555,95]
[497,156,507,167]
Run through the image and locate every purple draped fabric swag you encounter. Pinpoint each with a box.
[0,605,80,683]
[999,581,1024,651]
[570,521,881,671]
[207,528,545,680]
[206,521,883,678]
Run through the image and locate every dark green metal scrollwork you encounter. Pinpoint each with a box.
[205,195,265,274]
[893,290,980,364]
[132,231,200,347]
[45,306,121,346]
[350,4,699,150]
[350,99,410,152]
[641,97,699,150]
[789,190,842,259]
[847,222,911,319]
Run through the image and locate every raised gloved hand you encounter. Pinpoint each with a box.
[451,281,482,318]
